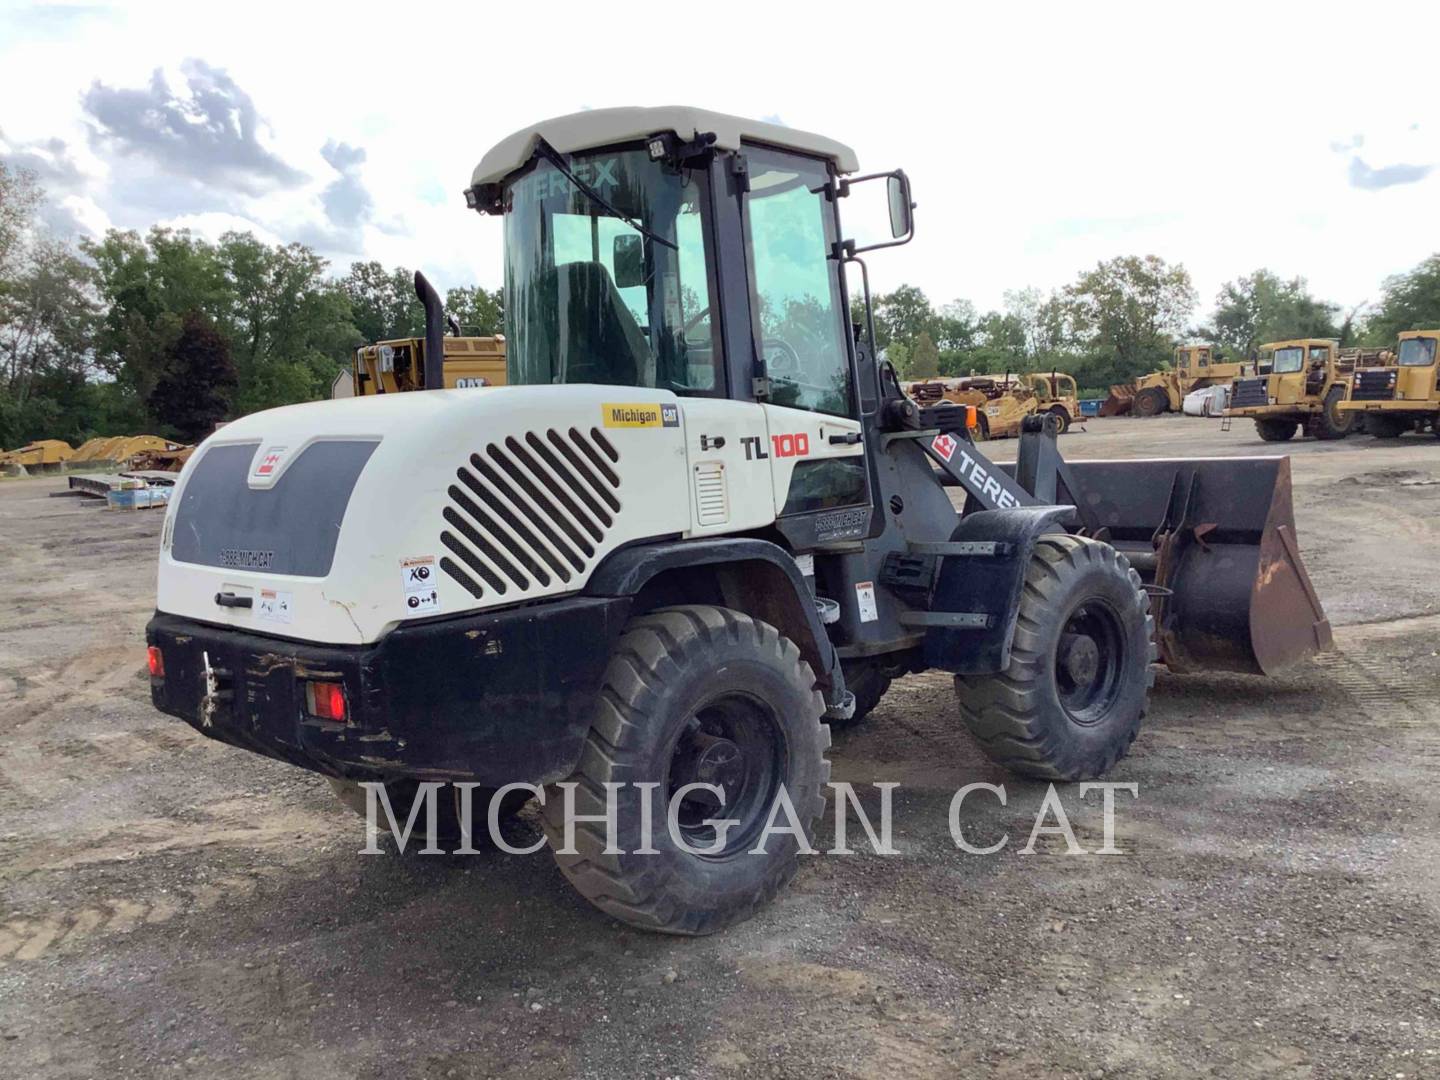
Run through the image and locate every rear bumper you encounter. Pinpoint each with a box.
[146,595,631,786]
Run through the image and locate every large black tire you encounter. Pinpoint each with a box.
[1255,417,1299,442]
[974,411,990,441]
[327,777,529,848]
[1048,405,1072,434]
[955,535,1154,781]
[1313,387,1355,440]
[1364,414,1407,439]
[1133,387,1168,417]
[543,606,830,935]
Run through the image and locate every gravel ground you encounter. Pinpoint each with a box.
[1,415,1438,1079]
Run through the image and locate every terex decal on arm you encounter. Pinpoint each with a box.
[927,433,1035,511]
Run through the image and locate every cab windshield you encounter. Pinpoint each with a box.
[502,148,718,393]
[1272,347,1305,374]
[1399,336,1438,367]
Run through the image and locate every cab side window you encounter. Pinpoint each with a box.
[742,148,853,417]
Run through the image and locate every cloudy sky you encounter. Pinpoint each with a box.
[1,1,1435,322]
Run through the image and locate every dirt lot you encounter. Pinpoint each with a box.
[2,415,1439,1079]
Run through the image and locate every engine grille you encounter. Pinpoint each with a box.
[693,461,728,526]
[1351,369,1397,401]
[1229,377,1269,408]
[439,426,621,599]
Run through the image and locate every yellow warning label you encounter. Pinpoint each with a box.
[601,402,680,429]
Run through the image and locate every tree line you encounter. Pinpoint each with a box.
[863,254,1440,397]
[0,163,502,446]
[4,159,1440,447]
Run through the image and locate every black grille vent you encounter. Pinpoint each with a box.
[1230,377,1269,409]
[1351,369,1397,402]
[440,427,622,599]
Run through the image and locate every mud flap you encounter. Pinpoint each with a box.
[1057,457,1331,675]
[917,505,1078,675]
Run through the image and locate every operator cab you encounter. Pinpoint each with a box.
[467,107,912,421]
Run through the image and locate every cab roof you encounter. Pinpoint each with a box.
[1259,339,1339,350]
[471,106,860,187]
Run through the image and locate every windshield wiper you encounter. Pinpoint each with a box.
[535,139,677,251]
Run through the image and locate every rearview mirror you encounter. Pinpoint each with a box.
[887,173,913,239]
[838,169,915,255]
[613,234,644,289]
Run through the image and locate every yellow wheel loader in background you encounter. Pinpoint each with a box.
[1101,344,1248,417]
[337,325,506,397]
[1224,339,1389,442]
[1338,329,1440,438]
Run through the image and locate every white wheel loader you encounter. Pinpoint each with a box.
[147,107,1331,935]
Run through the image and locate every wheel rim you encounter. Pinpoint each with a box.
[1054,599,1127,725]
[666,694,784,858]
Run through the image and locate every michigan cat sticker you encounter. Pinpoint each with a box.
[602,402,680,429]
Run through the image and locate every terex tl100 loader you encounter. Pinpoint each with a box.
[147,107,1330,934]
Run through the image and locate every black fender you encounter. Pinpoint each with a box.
[585,538,843,704]
[923,505,1078,675]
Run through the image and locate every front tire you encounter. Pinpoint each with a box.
[1133,387,1168,417]
[543,606,830,935]
[1364,414,1407,439]
[1048,405,1072,434]
[954,536,1154,781]
[1313,387,1354,440]
[1255,417,1299,442]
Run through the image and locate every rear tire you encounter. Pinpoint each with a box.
[1048,405,1072,434]
[1255,417,1299,442]
[543,606,830,935]
[974,412,990,441]
[1364,414,1407,439]
[1313,387,1354,440]
[1133,387,1168,417]
[954,536,1154,781]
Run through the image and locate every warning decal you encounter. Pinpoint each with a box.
[400,555,441,615]
[256,587,293,624]
[855,581,879,623]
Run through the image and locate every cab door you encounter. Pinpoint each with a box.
[740,146,870,545]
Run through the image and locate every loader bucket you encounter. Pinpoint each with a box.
[1058,456,1331,675]
[1098,382,1136,416]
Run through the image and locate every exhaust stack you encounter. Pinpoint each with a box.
[414,271,446,391]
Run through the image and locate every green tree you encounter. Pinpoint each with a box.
[1365,255,1440,343]
[871,284,936,351]
[148,311,236,441]
[446,284,504,335]
[1209,270,1339,356]
[339,260,423,343]
[1063,255,1197,380]
[910,330,940,378]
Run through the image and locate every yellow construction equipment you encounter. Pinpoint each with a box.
[0,439,74,473]
[71,434,187,465]
[1102,344,1249,417]
[343,330,506,397]
[1024,372,1083,434]
[1225,340,1390,442]
[1337,329,1440,437]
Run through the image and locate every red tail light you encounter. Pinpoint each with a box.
[305,681,347,722]
[147,646,165,678]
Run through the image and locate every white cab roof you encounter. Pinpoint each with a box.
[471,106,860,186]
